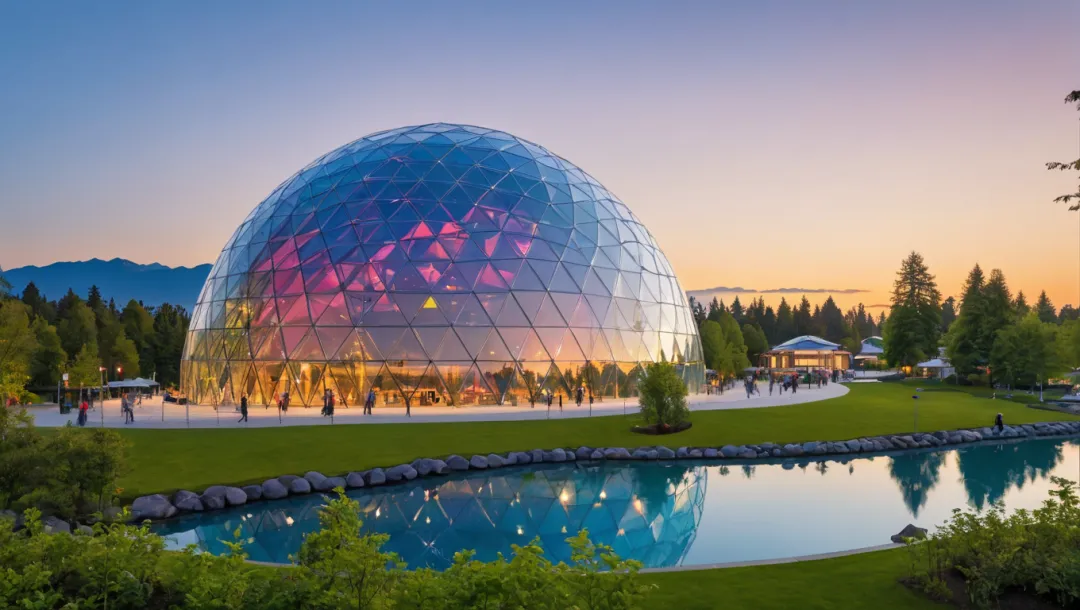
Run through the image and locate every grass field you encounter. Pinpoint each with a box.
[642,547,935,609]
[899,377,1066,404]
[115,381,1078,498]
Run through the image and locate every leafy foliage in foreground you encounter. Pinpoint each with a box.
[905,477,1080,608]
[0,490,650,609]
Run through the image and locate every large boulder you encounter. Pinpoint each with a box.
[576,446,594,460]
[704,448,718,459]
[590,449,605,460]
[530,449,545,463]
[346,472,366,488]
[689,449,703,458]
[366,468,387,486]
[411,459,435,476]
[509,451,531,465]
[242,485,263,502]
[783,444,804,457]
[446,455,470,471]
[201,494,226,510]
[656,446,676,459]
[173,490,204,512]
[486,454,506,468]
[469,455,489,469]
[277,475,301,488]
[42,516,71,534]
[202,485,229,499]
[430,459,450,475]
[845,440,862,452]
[289,478,312,495]
[224,487,248,506]
[304,471,328,489]
[720,445,740,458]
[737,447,757,460]
[131,494,177,520]
[386,465,418,481]
[323,476,347,491]
[551,448,568,462]
[891,524,928,544]
[262,479,288,500]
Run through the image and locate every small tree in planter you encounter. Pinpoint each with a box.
[638,361,689,432]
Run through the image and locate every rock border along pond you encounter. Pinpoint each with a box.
[129,420,1080,521]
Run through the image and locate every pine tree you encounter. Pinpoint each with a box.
[793,297,813,336]
[1013,290,1030,318]
[940,296,957,332]
[981,270,1014,381]
[946,264,987,380]
[775,298,795,342]
[1035,290,1057,324]
[884,251,941,367]
[729,296,744,323]
[706,297,724,323]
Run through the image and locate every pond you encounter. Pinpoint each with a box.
[155,437,1080,569]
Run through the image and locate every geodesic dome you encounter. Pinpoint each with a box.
[181,123,703,408]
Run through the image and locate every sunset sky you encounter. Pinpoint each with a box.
[1,1,1077,314]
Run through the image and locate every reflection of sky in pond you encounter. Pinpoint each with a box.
[155,438,1080,569]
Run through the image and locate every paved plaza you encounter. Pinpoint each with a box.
[28,382,848,429]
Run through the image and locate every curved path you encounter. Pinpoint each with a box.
[28,382,848,429]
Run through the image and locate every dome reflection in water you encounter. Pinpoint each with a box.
[156,462,707,569]
[156,438,1078,569]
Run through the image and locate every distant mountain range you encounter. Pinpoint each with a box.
[0,258,211,311]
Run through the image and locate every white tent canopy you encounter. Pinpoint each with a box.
[107,377,160,389]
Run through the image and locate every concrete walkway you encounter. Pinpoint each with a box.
[28,382,848,429]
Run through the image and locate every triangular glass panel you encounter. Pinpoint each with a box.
[476,331,513,362]
[411,295,449,326]
[316,327,352,360]
[316,293,350,326]
[365,293,408,325]
[386,263,428,292]
[455,363,497,405]
[477,293,507,322]
[281,326,309,356]
[550,292,582,325]
[367,327,407,360]
[547,263,580,293]
[476,361,516,403]
[456,327,494,359]
[491,258,523,287]
[432,263,471,292]
[434,330,472,361]
[526,259,557,285]
[519,329,551,361]
[510,261,546,290]
[454,294,492,326]
[290,331,327,361]
[388,329,427,361]
[496,297,531,326]
[533,293,567,327]
[391,293,430,324]
[495,327,530,360]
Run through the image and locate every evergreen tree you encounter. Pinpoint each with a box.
[67,343,102,389]
[775,298,795,342]
[1060,305,1079,323]
[56,301,98,361]
[793,296,813,336]
[946,264,987,380]
[0,301,36,401]
[86,285,104,314]
[20,282,54,322]
[877,311,887,333]
[706,297,724,323]
[940,296,957,333]
[122,300,156,378]
[56,288,81,319]
[699,320,730,376]
[1013,290,1030,318]
[687,296,706,327]
[152,303,189,387]
[883,251,941,367]
[729,296,744,323]
[762,305,777,344]
[29,316,67,387]
[1035,290,1057,324]
[817,296,847,344]
[981,269,1014,383]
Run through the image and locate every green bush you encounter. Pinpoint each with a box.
[0,407,127,519]
[905,477,1080,608]
[638,361,689,430]
[0,489,651,609]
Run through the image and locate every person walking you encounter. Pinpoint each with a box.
[366,388,375,415]
[281,390,290,413]
[238,394,248,423]
[558,393,562,410]
[327,390,335,417]
[78,397,88,427]
[404,394,411,418]
[994,412,1004,433]
[769,377,774,396]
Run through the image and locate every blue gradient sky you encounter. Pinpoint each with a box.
[1,1,1077,311]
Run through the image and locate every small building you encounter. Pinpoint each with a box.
[855,336,884,364]
[916,348,955,380]
[760,335,852,372]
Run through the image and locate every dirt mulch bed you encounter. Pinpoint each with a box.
[901,570,1063,609]
[630,421,693,435]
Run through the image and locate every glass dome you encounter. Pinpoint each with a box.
[181,123,703,408]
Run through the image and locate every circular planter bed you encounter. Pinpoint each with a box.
[631,421,692,435]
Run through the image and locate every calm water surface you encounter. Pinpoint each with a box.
[155,438,1080,569]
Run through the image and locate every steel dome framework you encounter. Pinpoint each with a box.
[181,123,703,408]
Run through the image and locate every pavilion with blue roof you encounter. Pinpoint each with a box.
[760,335,852,372]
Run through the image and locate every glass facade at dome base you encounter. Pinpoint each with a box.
[181,124,703,409]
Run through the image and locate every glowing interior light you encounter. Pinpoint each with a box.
[559,490,570,504]
[599,490,607,500]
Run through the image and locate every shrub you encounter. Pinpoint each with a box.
[905,477,1080,608]
[638,361,689,430]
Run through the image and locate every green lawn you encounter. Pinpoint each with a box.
[642,547,935,609]
[115,381,1077,498]
[900,377,1066,404]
